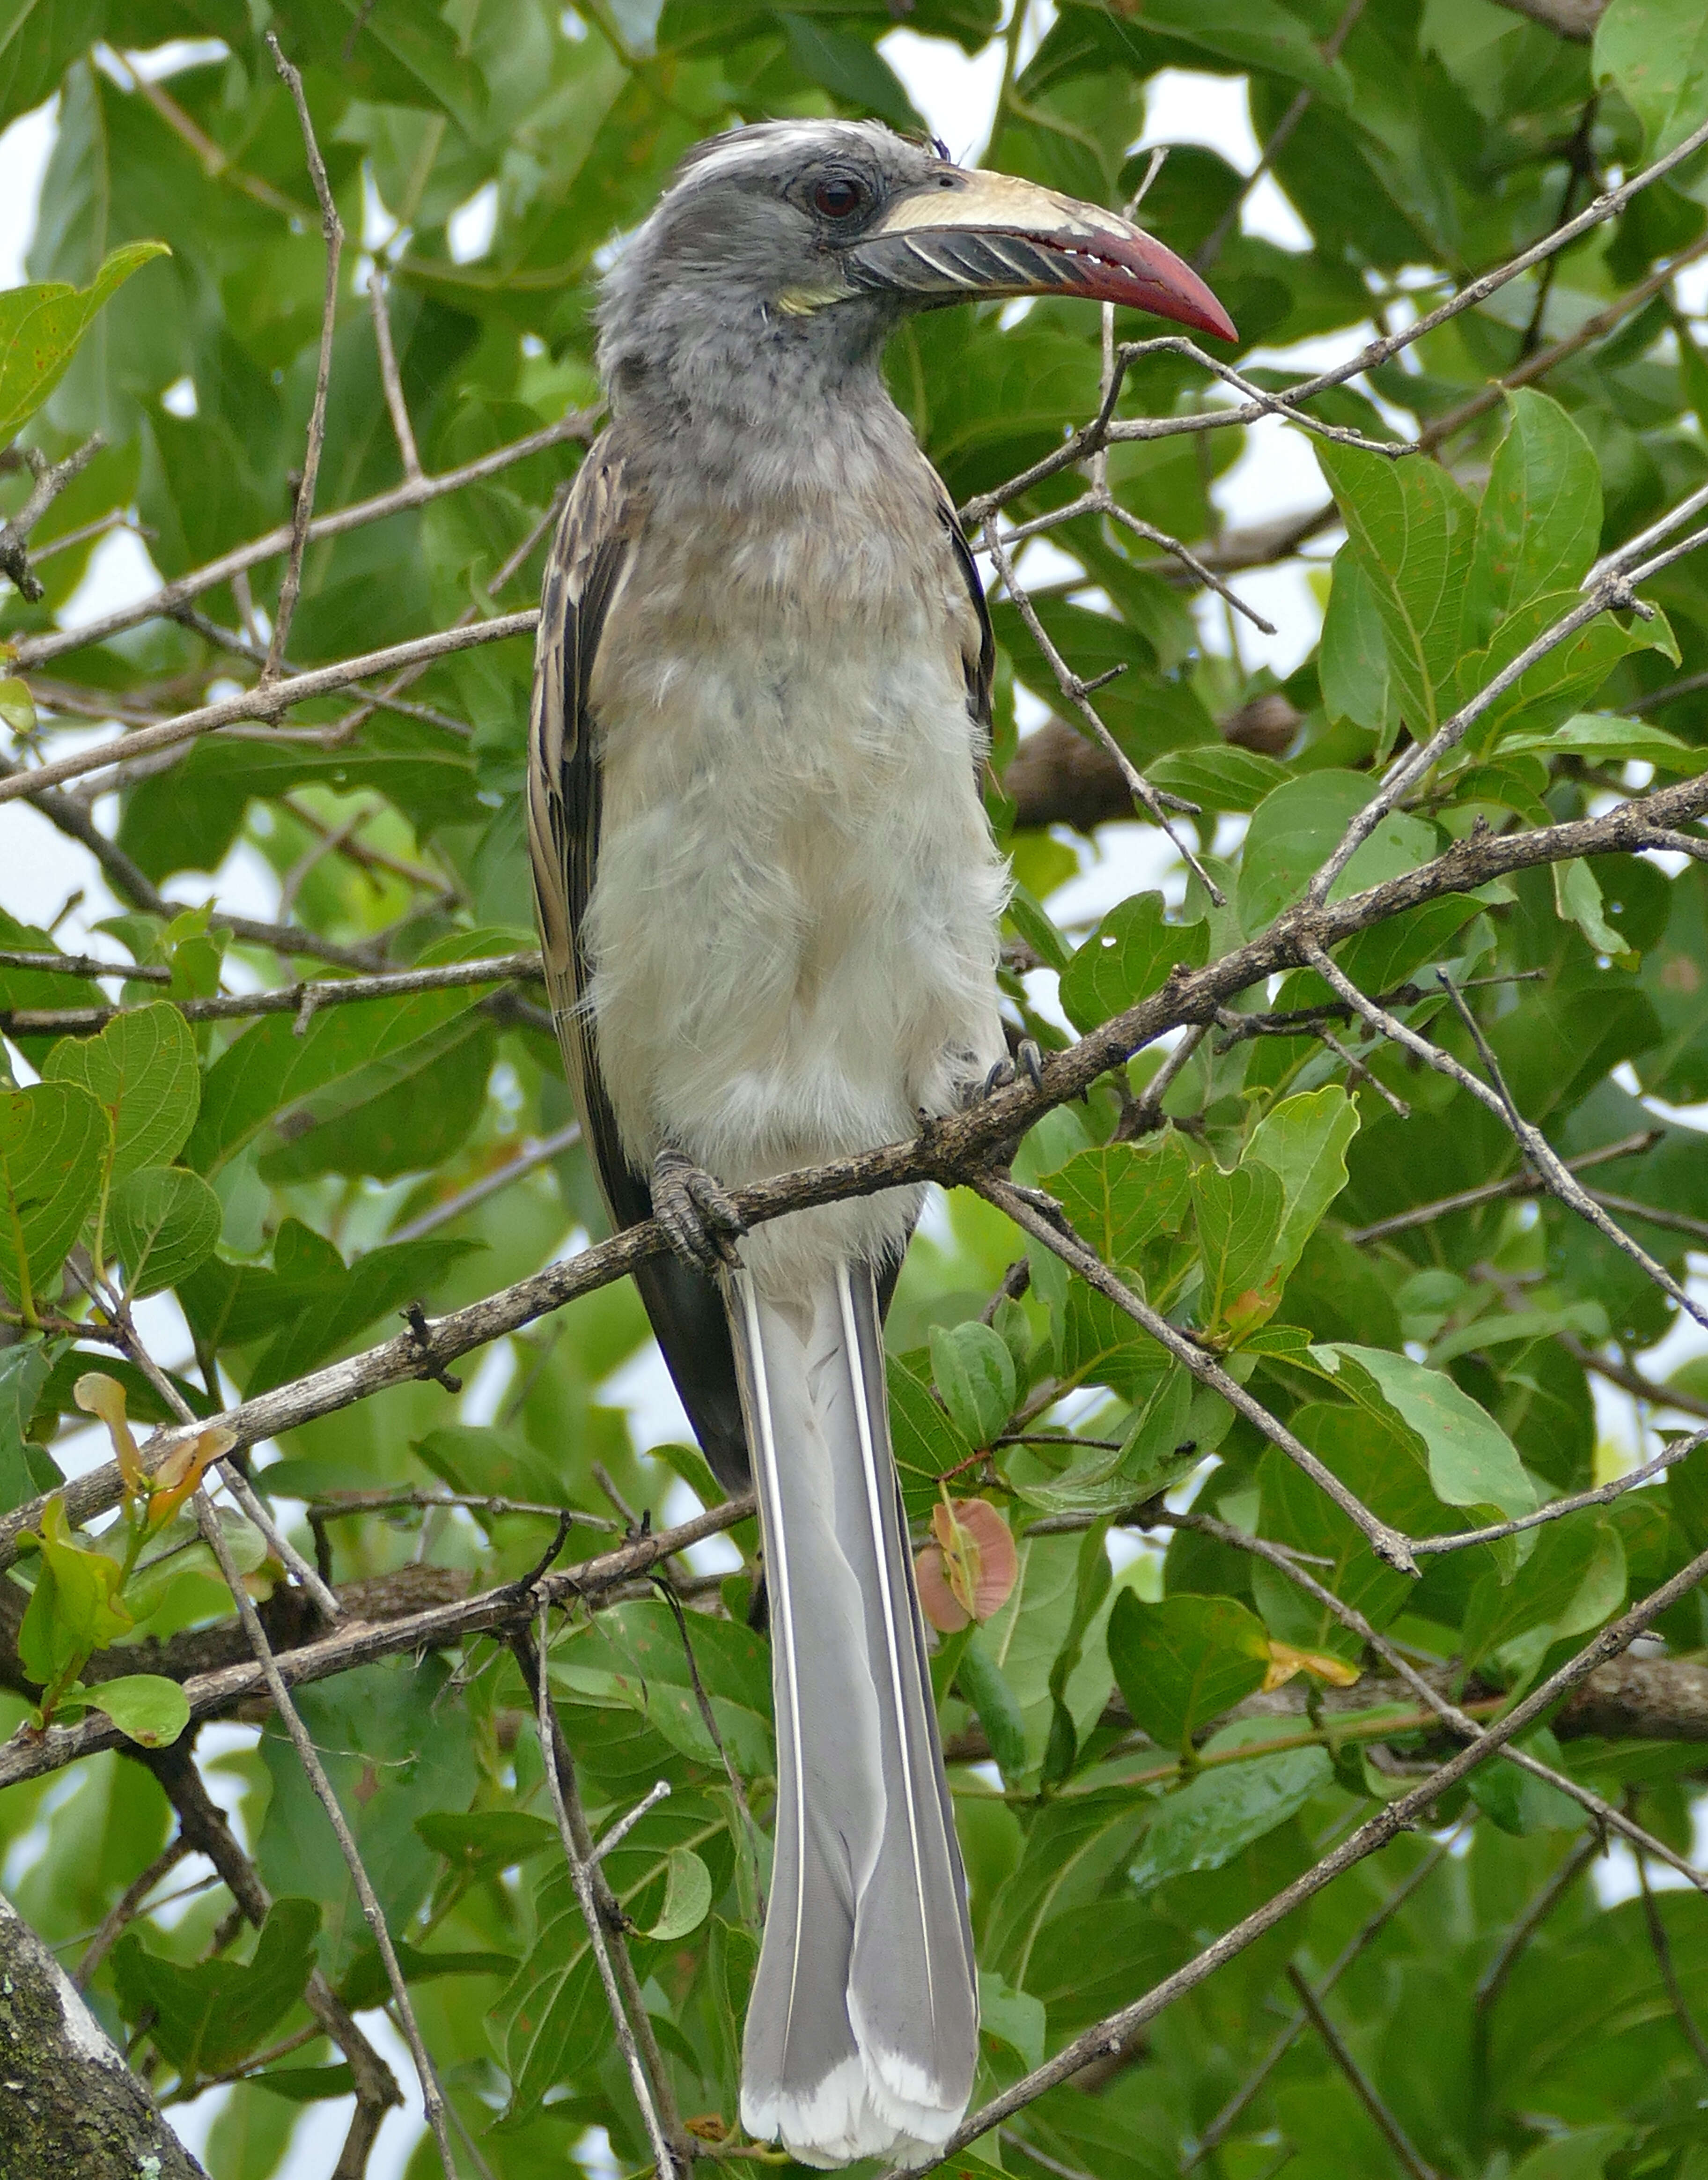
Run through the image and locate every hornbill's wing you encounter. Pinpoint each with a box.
[525,455,997,1489]
[526,443,751,1492]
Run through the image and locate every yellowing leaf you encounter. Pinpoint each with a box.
[0,242,170,438]
[1262,1642,1362,1693]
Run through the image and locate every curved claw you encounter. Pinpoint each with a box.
[1017,1037,1045,1093]
[652,1147,747,1273]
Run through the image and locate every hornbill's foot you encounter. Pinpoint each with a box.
[652,1147,747,1273]
[972,1037,1045,1102]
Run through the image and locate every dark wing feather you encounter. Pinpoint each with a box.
[526,444,750,1493]
[941,495,995,738]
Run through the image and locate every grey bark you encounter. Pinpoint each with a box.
[0,1890,206,2180]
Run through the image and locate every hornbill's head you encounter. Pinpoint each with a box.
[596,119,1235,403]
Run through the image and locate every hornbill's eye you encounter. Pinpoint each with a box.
[811,177,867,220]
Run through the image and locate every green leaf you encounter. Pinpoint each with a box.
[186,934,509,1174]
[1044,1133,1195,1266]
[0,1080,105,1318]
[1461,1519,1627,1672]
[1320,545,1395,739]
[978,1968,1047,2069]
[499,1795,729,2120]
[1553,860,1632,961]
[645,1847,712,1941]
[929,1320,1016,1447]
[1317,440,1475,740]
[415,1810,558,1880]
[958,1626,1029,1778]
[106,1165,221,1298]
[1107,1590,1271,1753]
[1238,770,1436,931]
[1246,1086,1361,1290]
[1594,0,1708,157]
[1468,392,1602,641]
[411,1424,575,1512]
[0,1341,51,1515]
[1121,1366,1202,1500]
[1006,882,1074,974]
[1468,1728,1588,1836]
[889,1348,975,1522]
[113,1899,320,2082]
[1130,1745,1333,1892]
[1310,1343,1535,1523]
[552,1600,774,1776]
[44,1001,201,1183]
[16,1494,131,1689]
[779,14,925,131]
[1058,892,1208,1034]
[1465,591,1678,751]
[337,1941,515,2014]
[250,2064,356,2103]
[1147,745,1293,813]
[82,1672,190,1748]
[1132,0,1347,97]
[1497,713,1694,770]
[0,677,36,735]
[0,239,169,436]
[1192,1159,1286,1332]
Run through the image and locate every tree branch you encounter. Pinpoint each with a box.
[10,412,597,674]
[7,771,1708,1576]
[0,611,538,804]
[261,35,344,681]
[0,435,105,603]
[0,1888,208,2178]
[0,949,545,1036]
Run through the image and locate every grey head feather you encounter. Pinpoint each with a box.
[595,121,950,423]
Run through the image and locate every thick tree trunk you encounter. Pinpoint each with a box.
[0,1891,206,2180]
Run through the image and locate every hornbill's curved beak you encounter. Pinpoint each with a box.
[841,167,1237,344]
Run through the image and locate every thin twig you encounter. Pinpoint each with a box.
[77,1271,343,1623]
[262,35,344,680]
[1285,1963,1439,2180]
[193,1488,460,2175]
[958,107,1708,529]
[388,1123,585,1243]
[0,1496,756,1790]
[589,1780,673,1864]
[516,1611,687,2175]
[1304,946,1708,1338]
[1561,1333,1708,1423]
[977,1173,1417,1568]
[1347,1130,1661,1241]
[11,412,597,675]
[1188,1836,1458,2165]
[0,948,171,984]
[1408,1432,1705,1555]
[367,266,423,481]
[145,1741,402,2179]
[1637,1852,1708,2074]
[72,1836,193,1991]
[1150,1507,1708,1894]
[0,612,538,805]
[0,435,105,603]
[1193,0,1369,273]
[982,524,1223,902]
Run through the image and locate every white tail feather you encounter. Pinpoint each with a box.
[731,1263,977,2168]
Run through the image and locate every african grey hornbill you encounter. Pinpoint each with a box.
[526,120,1235,2168]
